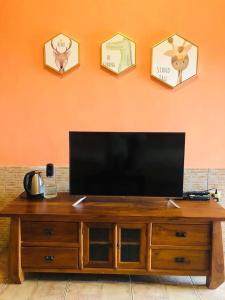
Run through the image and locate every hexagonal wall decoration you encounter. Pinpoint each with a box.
[151,34,198,88]
[44,33,79,74]
[101,33,136,74]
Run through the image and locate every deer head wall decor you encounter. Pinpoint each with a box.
[44,33,79,74]
[50,39,72,73]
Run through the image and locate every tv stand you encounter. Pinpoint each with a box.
[1,193,225,289]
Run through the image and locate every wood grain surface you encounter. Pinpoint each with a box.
[1,193,225,222]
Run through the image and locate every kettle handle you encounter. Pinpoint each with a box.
[23,171,35,194]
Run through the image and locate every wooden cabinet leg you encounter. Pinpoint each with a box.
[8,217,24,283]
[207,221,224,289]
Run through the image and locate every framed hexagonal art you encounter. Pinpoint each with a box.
[151,34,198,88]
[101,33,136,74]
[44,33,79,74]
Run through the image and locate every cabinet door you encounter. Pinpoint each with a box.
[117,224,146,269]
[83,223,114,268]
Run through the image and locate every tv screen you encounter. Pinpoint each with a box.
[69,132,185,197]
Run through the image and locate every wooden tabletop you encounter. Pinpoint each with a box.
[1,193,225,222]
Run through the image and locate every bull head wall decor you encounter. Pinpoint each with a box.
[44,33,79,74]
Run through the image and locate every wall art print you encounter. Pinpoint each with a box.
[101,33,136,74]
[151,34,198,88]
[44,33,79,74]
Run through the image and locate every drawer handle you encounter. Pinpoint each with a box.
[175,257,185,263]
[175,231,186,238]
[43,228,55,236]
[44,255,55,261]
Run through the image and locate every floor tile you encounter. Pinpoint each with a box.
[29,277,68,300]
[101,282,131,300]
[132,281,168,300]
[0,279,38,300]
[65,281,103,300]
[191,276,225,300]
[132,276,199,300]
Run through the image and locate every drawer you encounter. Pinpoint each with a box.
[152,224,211,246]
[22,247,78,269]
[151,249,209,271]
[21,221,78,243]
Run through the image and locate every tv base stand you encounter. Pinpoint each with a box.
[72,196,181,209]
[1,193,225,289]
[167,199,181,208]
[72,196,87,207]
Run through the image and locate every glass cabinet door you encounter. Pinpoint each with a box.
[83,223,114,268]
[117,224,146,269]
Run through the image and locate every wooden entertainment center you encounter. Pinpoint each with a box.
[1,193,225,289]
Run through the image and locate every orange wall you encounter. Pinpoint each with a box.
[1,0,225,167]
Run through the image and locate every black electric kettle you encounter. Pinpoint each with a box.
[23,170,44,199]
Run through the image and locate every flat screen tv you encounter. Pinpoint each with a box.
[69,132,185,197]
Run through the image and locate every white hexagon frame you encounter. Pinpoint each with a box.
[44,33,80,74]
[151,34,198,88]
[101,33,136,74]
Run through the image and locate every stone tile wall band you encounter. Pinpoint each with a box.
[0,167,225,249]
